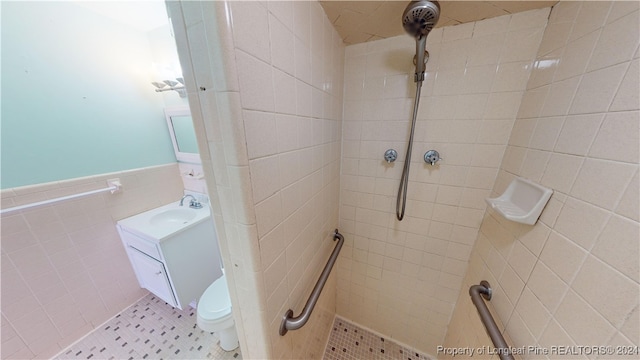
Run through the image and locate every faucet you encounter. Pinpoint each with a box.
[179,194,203,209]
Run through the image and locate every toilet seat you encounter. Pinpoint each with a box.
[198,275,232,320]
[196,274,239,351]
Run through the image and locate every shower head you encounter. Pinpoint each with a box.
[402,0,440,38]
[402,1,440,82]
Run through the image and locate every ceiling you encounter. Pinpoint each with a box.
[71,1,557,43]
[320,1,558,44]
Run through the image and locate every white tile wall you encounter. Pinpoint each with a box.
[444,2,639,359]
[168,1,344,358]
[338,8,550,355]
[0,164,184,360]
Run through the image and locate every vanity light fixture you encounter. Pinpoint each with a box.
[151,77,186,97]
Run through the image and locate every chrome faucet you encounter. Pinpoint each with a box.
[179,194,203,209]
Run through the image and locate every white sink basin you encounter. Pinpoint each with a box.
[150,208,197,226]
[117,200,210,241]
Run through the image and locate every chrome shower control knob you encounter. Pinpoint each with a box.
[424,150,442,165]
[384,149,398,163]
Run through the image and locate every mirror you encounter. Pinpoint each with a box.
[164,107,201,164]
[171,115,199,154]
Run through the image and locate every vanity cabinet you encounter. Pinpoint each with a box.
[116,203,223,310]
[126,247,175,305]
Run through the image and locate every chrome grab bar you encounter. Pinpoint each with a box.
[279,229,344,336]
[469,281,515,360]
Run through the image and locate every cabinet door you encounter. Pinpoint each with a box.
[128,248,177,307]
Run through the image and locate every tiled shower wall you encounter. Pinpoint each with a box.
[443,1,639,358]
[168,1,344,358]
[1,164,184,359]
[337,9,550,354]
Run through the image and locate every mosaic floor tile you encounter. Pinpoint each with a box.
[323,317,432,360]
[55,294,241,360]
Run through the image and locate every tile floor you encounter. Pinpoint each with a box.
[55,294,241,360]
[55,295,430,360]
[323,317,432,360]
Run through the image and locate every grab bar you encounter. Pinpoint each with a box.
[0,179,121,215]
[469,281,514,360]
[279,229,344,336]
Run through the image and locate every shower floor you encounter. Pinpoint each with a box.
[54,293,241,360]
[323,317,432,360]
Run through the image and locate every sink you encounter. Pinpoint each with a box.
[117,200,211,241]
[150,208,197,226]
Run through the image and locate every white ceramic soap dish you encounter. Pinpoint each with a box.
[485,177,553,225]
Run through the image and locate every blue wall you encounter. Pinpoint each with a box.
[1,2,177,188]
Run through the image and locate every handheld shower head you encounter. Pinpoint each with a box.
[402,0,440,38]
[396,1,441,220]
[402,1,440,82]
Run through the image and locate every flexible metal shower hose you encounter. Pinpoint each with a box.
[396,80,423,221]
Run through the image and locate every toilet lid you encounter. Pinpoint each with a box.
[199,275,232,319]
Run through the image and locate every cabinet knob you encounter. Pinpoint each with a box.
[155,271,162,275]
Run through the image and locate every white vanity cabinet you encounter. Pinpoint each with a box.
[125,246,175,305]
[116,202,223,310]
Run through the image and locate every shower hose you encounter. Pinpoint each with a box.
[396,80,423,221]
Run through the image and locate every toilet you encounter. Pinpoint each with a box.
[196,274,239,351]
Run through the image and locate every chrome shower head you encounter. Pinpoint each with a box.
[402,0,440,38]
[402,1,440,82]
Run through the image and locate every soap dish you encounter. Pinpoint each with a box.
[485,177,553,225]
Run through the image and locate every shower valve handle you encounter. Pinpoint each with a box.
[424,150,442,165]
[384,149,398,163]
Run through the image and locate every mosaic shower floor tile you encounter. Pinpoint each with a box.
[55,294,241,360]
[323,317,432,360]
